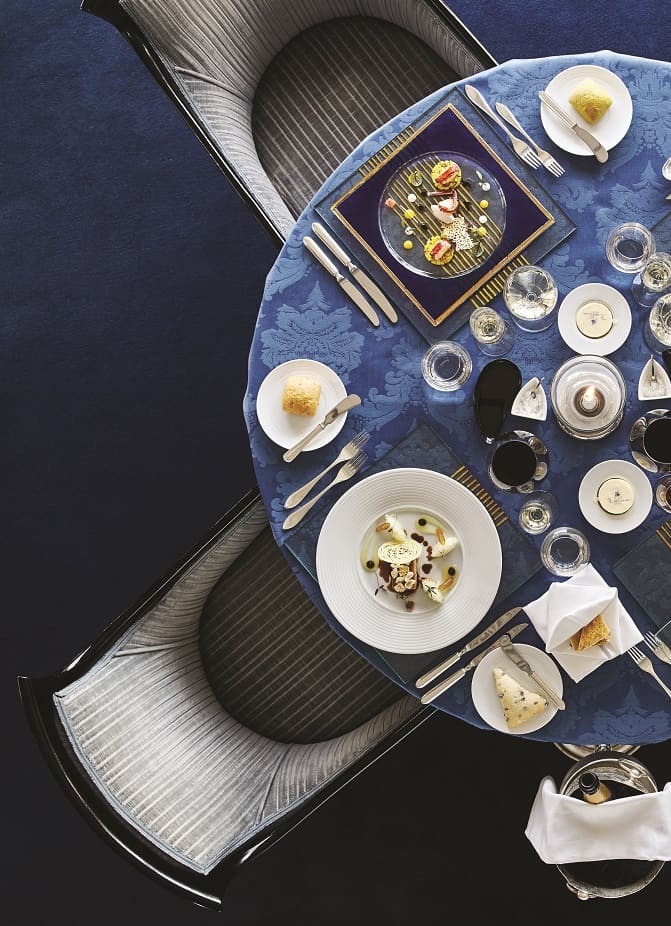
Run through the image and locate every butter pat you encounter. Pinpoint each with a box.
[575,300,614,338]
[596,476,635,515]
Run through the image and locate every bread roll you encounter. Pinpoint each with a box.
[281,375,321,416]
[569,613,610,651]
[568,78,613,124]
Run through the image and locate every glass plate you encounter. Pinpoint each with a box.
[378,151,506,279]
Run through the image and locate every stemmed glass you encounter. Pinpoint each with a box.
[644,294,671,353]
[605,222,656,274]
[503,265,558,332]
[632,252,671,307]
[469,306,514,357]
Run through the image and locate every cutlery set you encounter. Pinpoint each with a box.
[304,222,398,327]
[282,428,371,529]
[625,631,671,699]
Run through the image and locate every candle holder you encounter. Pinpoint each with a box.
[551,355,627,440]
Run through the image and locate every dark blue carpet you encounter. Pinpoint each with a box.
[4,2,669,923]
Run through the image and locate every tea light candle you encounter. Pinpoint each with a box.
[575,300,614,338]
[575,384,605,417]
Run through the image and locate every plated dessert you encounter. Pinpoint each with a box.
[360,511,460,611]
[378,150,506,280]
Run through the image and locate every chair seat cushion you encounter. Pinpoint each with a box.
[252,16,458,217]
[199,528,404,743]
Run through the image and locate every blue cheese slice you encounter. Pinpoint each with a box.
[493,667,548,729]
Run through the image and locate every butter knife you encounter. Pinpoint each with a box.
[420,623,528,705]
[538,91,608,163]
[415,606,522,688]
[282,394,361,463]
[304,237,380,327]
[499,636,566,710]
[311,223,398,324]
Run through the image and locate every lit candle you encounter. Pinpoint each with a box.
[581,385,598,412]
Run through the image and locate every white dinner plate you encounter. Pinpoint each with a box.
[256,359,348,450]
[557,283,631,356]
[471,643,562,735]
[540,64,633,156]
[578,459,653,534]
[316,468,502,653]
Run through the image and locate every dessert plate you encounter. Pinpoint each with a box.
[316,468,502,653]
[578,459,653,534]
[540,64,633,156]
[557,282,631,356]
[471,643,562,734]
[256,359,347,450]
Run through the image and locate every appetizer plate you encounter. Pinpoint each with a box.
[471,643,562,734]
[378,151,506,279]
[256,359,347,450]
[316,468,502,653]
[578,459,653,534]
[557,282,631,356]
[540,64,633,156]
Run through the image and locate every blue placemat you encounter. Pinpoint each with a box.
[285,422,542,682]
[613,520,671,631]
[313,86,576,344]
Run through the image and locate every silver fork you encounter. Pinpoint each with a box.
[643,631,671,666]
[284,431,370,509]
[494,102,565,177]
[282,451,367,529]
[627,645,671,698]
[464,85,541,170]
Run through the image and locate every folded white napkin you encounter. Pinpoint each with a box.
[524,563,642,681]
[526,776,671,863]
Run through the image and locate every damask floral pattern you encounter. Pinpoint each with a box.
[245,52,671,744]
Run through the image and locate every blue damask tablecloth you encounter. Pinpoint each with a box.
[243,51,671,744]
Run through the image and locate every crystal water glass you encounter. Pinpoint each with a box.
[644,294,671,353]
[469,306,514,357]
[421,341,472,391]
[540,526,591,576]
[605,222,656,273]
[503,265,558,332]
[518,491,559,535]
[632,252,671,307]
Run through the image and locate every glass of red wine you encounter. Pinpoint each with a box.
[488,430,548,493]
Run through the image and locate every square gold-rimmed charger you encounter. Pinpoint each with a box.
[330,103,554,328]
[313,88,576,341]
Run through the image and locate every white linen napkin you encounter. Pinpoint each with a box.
[526,776,671,863]
[524,563,642,682]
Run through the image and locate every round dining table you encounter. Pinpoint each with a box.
[243,50,671,745]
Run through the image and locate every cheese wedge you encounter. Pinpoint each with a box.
[569,613,610,652]
[493,667,548,729]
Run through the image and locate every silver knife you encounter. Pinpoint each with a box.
[311,223,398,324]
[416,606,522,688]
[499,636,566,710]
[538,91,608,164]
[303,236,380,327]
[420,622,528,705]
[282,394,361,463]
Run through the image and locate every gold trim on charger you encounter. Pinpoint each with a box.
[332,103,555,326]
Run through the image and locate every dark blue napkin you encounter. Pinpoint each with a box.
[285,422,542,682]
[613,520,671,637]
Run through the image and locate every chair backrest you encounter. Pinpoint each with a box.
[83,0,496,242]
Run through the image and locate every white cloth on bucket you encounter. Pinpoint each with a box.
[526,776,671,863]
[524,563,642,682]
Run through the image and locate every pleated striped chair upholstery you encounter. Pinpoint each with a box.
[52,497,418,883]
[85,0,496,240]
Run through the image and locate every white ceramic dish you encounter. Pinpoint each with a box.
[256,359,348,450]
[471,643,562,734]
[540,64,633,156]
[578,459,653,534]
[316,468,502,653]
[557,283,631,356]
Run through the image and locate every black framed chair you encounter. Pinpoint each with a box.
[19,490,432,909]
[81,0,497,244]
